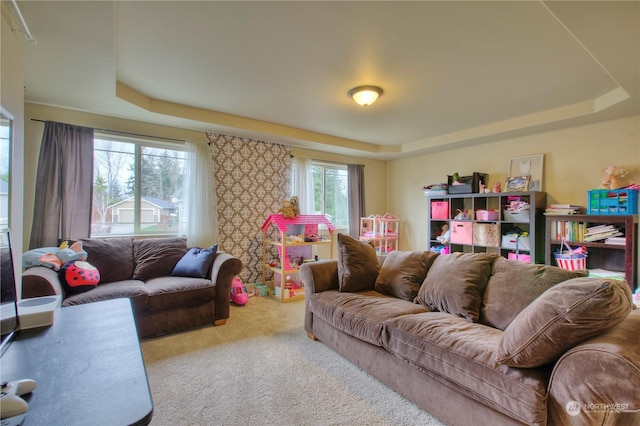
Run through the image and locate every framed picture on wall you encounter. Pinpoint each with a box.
[508,154,544,191]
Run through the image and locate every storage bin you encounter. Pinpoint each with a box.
[450,221,473,245]
[447,172,488,194]
[431,201,449,219]
[587,189,638,215]
[475,209,499,221]
[501,236,531,251]
[254,283,269,296]
[473,223,500,247]
[502,210,529,222]
[508,252,531,262]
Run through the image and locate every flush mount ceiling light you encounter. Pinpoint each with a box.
[348,85,383,107]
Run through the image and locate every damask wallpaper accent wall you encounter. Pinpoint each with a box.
[207,133,291,283]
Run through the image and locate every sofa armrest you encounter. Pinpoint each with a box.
[210,251,243,325]
[22,266,66,299]
[547,309,640,425]
[300,260,339,295]
[300,260,339,336]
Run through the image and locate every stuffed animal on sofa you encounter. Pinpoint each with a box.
[23,241,88,271]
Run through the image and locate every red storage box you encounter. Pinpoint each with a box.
[450,221,473,245]
[431,201,449,220]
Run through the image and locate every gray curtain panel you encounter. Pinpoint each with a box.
[30,121,94,248]
[348,164,365,238]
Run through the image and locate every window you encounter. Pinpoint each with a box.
[91,134,186,237]
[311,162,349,230]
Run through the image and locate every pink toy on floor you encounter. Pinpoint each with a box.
[231,277,249,305]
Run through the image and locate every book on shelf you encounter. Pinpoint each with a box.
[588,268,626,281]
[549,204,582,209]
[544,205,582,215]
[583,230,623,242]
[585,224,616,235]
[605,236,626,245]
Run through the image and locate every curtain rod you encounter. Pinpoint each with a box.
[30,119,186,143]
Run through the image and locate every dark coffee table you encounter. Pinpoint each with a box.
[1,298,153,425]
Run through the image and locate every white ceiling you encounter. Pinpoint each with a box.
[15,1,640,159]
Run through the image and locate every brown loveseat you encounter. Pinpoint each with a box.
[300,237,639,426]
[22,237,242,338]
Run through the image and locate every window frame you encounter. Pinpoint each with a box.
[311,161,349,232]
[92,132,186,238]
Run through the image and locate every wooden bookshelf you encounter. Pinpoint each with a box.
[544,214,638,291]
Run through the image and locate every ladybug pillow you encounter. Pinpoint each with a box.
[59,260,100,294]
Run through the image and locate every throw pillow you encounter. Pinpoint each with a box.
[374,250,439,301]
[80,237,135,283]
[59,260,100,293]
[337,233,380,292]
[133,238,188,281]
[480,257,589,330]
[496,277,633,368]
[172,244,218,278]
[416,252,497,322]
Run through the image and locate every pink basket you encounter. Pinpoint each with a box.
[554,237,587,271]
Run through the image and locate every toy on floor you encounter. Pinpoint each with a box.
[230,277,249,305]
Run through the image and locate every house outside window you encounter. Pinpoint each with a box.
[311,162,349,231]
[92,134,185,237]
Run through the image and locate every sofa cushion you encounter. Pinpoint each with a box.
[61,280,148,312]
[481,257,589,330]
[133,238,187,281]
[496,277,633,368]
[416,252,497,322]
[80,238,135,284]
[383,312,550,425]
[145,276,214,311]
[336,233,379,292]
[374,251,439,301]
[172,244,218,278]
[309,290,429,346]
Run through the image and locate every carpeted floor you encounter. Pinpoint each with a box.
[141,296,446,426]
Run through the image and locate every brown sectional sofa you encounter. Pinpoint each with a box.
[22,237,242,338]
[300,239,639,426]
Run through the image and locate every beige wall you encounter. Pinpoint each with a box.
[387,115,640,269]
[2,9,26,292]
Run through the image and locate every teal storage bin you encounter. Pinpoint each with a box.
[587,189,638,215]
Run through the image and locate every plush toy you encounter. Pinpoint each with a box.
[59,260,100,293]
[601,165,628,190]
[436,224,450,244]
[279,197,299,219]
[492,182,502,193]
[23,241,88,271]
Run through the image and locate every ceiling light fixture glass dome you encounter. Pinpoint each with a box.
[348,85,383,107]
